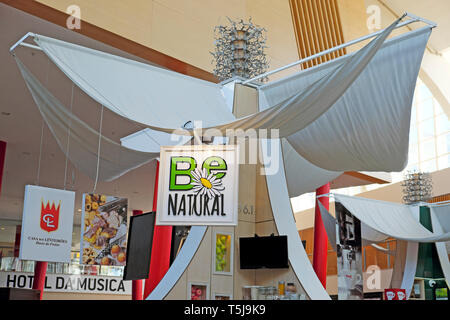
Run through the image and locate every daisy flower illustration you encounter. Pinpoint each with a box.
[191,167,225,199]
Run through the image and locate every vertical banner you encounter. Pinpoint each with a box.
[80,194,128,266]
[156,145,239,226]
[19,185,75,263]
[336,202,364,300]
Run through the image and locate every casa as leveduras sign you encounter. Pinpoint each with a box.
[19,185,75,263]
[156,145,239,226]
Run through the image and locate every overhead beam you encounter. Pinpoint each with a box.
[1,0,218,83]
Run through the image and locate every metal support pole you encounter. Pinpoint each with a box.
[242,13,435,85]
[144,161,173,298]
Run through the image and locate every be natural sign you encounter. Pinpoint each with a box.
[156,145,239,226]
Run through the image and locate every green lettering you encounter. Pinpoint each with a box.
[202,156,227,180]
[169,157,196,190]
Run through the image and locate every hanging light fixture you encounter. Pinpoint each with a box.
[211,18,269,82]
[401,170,433,204]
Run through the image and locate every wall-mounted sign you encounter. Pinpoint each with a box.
[19,185,75,263]
[80,194,128,266]
[156,145,239,226]
[0,272,131,295]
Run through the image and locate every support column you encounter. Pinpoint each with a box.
[312,183,330,288]
[0,140,6,196]
[32,261,47,300]
[144,160,173,298]
[14,225,21,257]
[131,209,144,300]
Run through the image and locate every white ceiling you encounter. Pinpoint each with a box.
[0,3,158,235]
[366,0,450,53]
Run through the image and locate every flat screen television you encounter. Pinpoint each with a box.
[239,235,289,269]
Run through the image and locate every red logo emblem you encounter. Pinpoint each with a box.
[40,200,61,233]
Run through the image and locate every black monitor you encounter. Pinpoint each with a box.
[239,235,289,269]
[123,212,155,280]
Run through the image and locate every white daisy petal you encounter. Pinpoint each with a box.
[191,170,200,181]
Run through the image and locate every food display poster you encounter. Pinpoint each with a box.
[19,185,75,263]
[214,233,232,275]
[80,193,128,266]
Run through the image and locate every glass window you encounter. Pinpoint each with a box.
[417,83,432,102]
[437,133,450,156]
[406,162,419,172]
[438,154,450,170]
[420,139,436,161]
[434,99,444,115]
[418,118,435,141]
[408,144,419,164]
[410,104,417,124]
[409,125,418,144]
[435,114,450,135]
[417,98,434,121]
[420,159,437,172]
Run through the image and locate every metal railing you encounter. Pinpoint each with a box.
[242,12,436,85]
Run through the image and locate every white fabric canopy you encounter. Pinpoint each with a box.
[317,201,389,252]
[281,139,342,197]
[15,53,346,189]
[16,16,431,182]
[33,17,402,140]
[16,57,158,182]
[431,203,450,234]
[400,241,419,298]
[264,141,330,300]
[147,226,208,300]
[334,194,450,242]
[33,34,234,129]
[430,204,450,287]
[262,27,431,171]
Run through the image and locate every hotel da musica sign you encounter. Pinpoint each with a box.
[156,145,239,226]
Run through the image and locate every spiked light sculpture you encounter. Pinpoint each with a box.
[211,18,269,82]
[401,171,433,204]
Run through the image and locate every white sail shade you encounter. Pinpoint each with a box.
[334,194,450,242]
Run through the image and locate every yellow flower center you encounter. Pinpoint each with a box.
[200,178,212,189]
